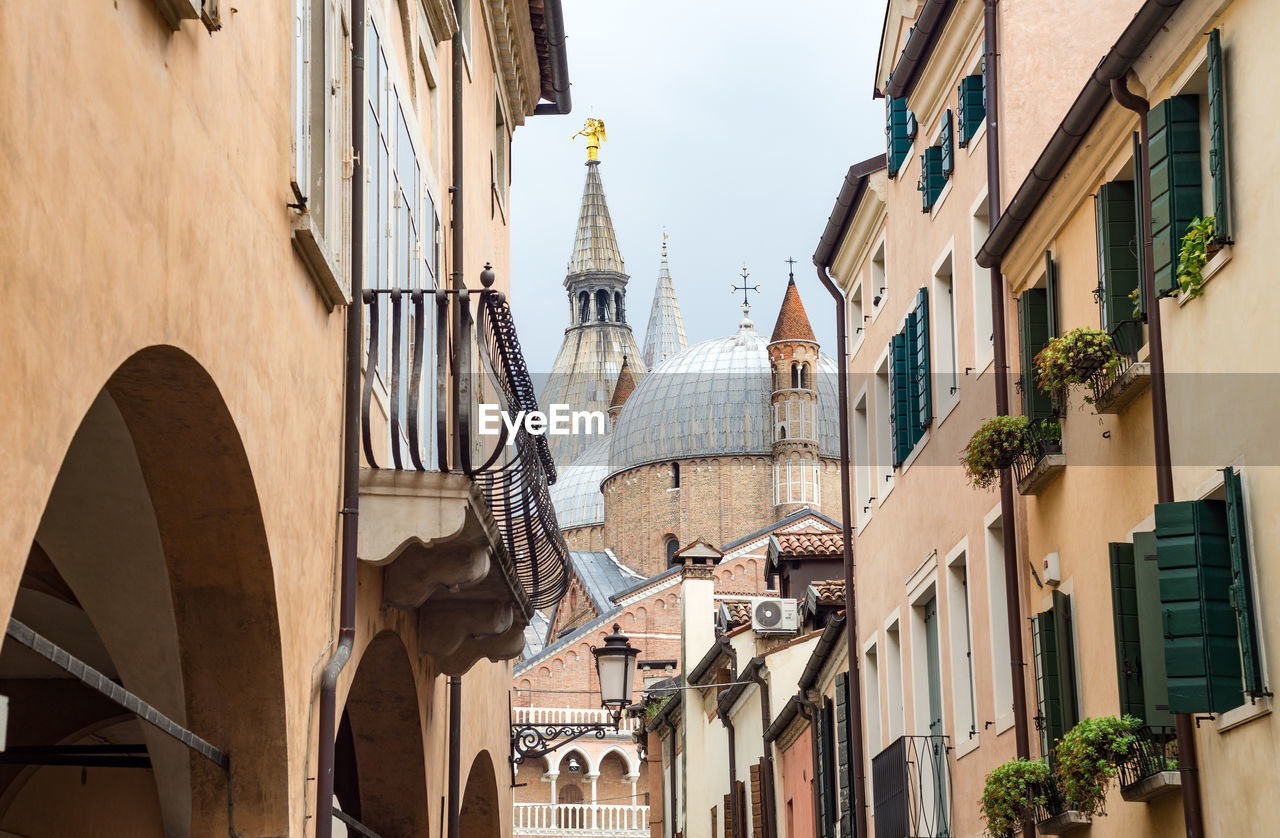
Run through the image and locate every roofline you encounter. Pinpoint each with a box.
[813,154,887,270]
[686,636,736,686]
[976,0,1186,268]
[531,0,572,116]
[882,0,958,100]
[610,566,680,603]
[645,689,683,733]
[515,606,618,672]
[716,656,765,718]
[720,507,841,552]
[798,613,847,691]
[764,694,805,743]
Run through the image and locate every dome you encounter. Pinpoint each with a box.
[607,323,840,477]
[549,435,611,529]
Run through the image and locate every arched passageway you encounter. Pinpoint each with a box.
[459,750,502,837]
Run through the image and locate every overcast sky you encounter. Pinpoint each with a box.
[509,0,888,373]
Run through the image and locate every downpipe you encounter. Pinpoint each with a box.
[748,664,777,838]
[314,0,365,835]
[1110,74,1205,838]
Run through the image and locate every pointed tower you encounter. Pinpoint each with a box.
[768,267,822,518]
[608,356,636,427]
[540,121,645,466]
[641,235,688,368]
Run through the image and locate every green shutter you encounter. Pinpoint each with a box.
[1095,181,1141,335]
[1044,251,1059,338]
[957,75,985,146]
[818,698,837,837]
[1052,590,1080,732]
[1207,29,1230,242]
[835,673,852,835]
[887,97,913,178]
[911,288,932,434]
[1223,467,1263,695]
[1149,95,1203,295]
[1032,608,1065,758]
[891,333,912,466]
[1130,132,1149,319]
[940,110,955,175]
[918,146,945,212]
[1110,542,1148,719]
[1017,288,1054,421]
[1132,530,1174,727]
[1155,498,1243,713]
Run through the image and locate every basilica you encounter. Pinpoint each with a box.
[512,141,845,835]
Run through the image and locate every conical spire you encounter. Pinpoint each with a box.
[642,236,689,368]
[608,355,637,424]
[567,162,625,276]
[770,273,817,343]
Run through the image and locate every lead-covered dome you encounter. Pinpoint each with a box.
[607,322,840,477]
[550,435,611,529]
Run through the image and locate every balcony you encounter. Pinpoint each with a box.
[512,706,641,736]
[1013,421,1065,496]
[357,281,569,674]
[1089,321,1151,413]
[871,735,951,838]
[1033,776,1090,835]
[512,803,648,836]
[1118,725,1181,802]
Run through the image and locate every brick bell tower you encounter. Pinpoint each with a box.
[768,265,822,518]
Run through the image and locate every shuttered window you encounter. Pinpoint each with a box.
[1149,95,1203,295]
[750,762,764,838]
[940,110,955,175]
[1095,180,1141,337]
[1223,467,1263,694]
[918,146,945,212]
[1109,542,1148,720]
[1207,29,1231,241]
[910,288,932,433]
[1016,288,1054,421]
[890,334,913,467]
[886,96,914,178]
[890,291,932,466]
[957,74,985,146]
[1044,251,1059,339]
[817,698,838,837]
[1032,591,1079,759]
[835,673,852,836]
[724,794,733,838]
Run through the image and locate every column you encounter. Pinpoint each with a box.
[587,772,599,830]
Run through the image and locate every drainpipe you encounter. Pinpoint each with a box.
[981,10,1034,834]
[447,676,463,838]
[748,662,777,838]
[813,259,868,838]
[1110,75,1205,838]
[315,0,365,835]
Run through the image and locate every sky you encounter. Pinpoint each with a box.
[509,0,890,374]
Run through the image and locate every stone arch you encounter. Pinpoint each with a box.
[578,291,590,323]
[597,744,639,777]
[335,631,430,837]
[459,750,502,838]
[614,291,624,323]
[0,346,290,836]
[594,289,611,321]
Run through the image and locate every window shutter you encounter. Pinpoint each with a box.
[736,781,749,838]
[940,110,955,175]
[918,146,945,212]
[886,97,913,178]
[1016,289,1054,421]
[750,762,764,838]
[1052,590,1080,733]
[1149,95,1203,295]
[1154,498,1244,713]
[835,673,852,835]
[911,288,932,433]
[957,75,985,146]
[820,699,838,837]
[1109,542,1148,719]
[1223,467,1264,695]
[813,703,830,838]
[1207,29,1230,242]
[1044,251,1059,338]
[1132,530,1174,727]
[1095,181,1141,337]
[890,333,913,466]
[724,794,733,838]
[1031,608,1064,758]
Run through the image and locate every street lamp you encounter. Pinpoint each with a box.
[510,624,640,764]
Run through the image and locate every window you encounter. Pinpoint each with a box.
[853,391,872,527]
[1150,467,1264,713]
[850,282,865,348]
[985,513,1013,720]
[835,673,855,835]
[293,0,344,244]
[863,643,882,766]
[885,621,904,741]
[886,96,916,178]
[890,288,931,466]
[493,94,508,213]
[816,697,838,838]
[871,240,887,312]
[1016,285,1054,421]
[1108,532,1173,727]
[957,72,985,146]
[918,111,953,213]
[1031,590,1080,758]
[1095,178,1144,347]
[670,462,680,489]
[664,536,679,565]
[932,254,958,410]
[971,200,994,371]
[910,590,944,738]
[873,357,894,492]
[947,551,978,741]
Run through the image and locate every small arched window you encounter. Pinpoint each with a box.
[671,462,680,488]
[614,291,625,323]
[799,363,808,389]
[578,291,590,324]
[664,536,679,564]
[791,363,800,389]
[595,289,611,321]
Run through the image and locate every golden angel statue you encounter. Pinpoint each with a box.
[572,118,608,161]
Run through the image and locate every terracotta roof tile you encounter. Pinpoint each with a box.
[774,530,843,558]
[609,356,636,409]
[811,580,846,606]
[769,277,817,343]
[721,599,752,627]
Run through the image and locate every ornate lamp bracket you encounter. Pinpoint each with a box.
[510,711,622,764]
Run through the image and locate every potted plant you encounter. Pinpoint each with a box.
[1053,715,1142,817]
[981,757,1050,837]
[1034,327,1121,395]
[962,416,1032,490]
[1176,216,1218,300]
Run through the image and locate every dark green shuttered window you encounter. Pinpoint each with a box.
[957,74,985,146]
[911,288,932,432]
[817,698,837,837]
[1149,95,1203,295]
[1095,181,1142,335]
[890,333,913,467]
[918,146,945,212]
[1223,467,1263,694]
[1207,29,1230,241]
[835,673,853,837]
[1110,542,1148,720]
[1108,534,1173,727]
[886,96,914,178]
[889,289,932,466]
[940,110,955,176]
[1016,288,1054,421]
[1031,591,1079,758]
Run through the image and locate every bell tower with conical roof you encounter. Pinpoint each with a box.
[768,264,822,517]
[540,119,645,466]
[641,234,688,368]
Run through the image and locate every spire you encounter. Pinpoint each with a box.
[608,356,637,425]
[642,235,689,367]
[770,267,817,343]
[567,151,625,277]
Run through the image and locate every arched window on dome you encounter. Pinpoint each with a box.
[615,291,624,323]
[595,289,611,322]
[791,363,800,389]
[664,535,679,565]
[578,291,590,324]
[799,363,809,389]
[670,462,680,489]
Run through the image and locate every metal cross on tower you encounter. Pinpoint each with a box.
[785,256,797,280]
[731,265,761,308]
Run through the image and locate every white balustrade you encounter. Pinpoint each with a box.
[512,706,639,734]
[512,803,649,835]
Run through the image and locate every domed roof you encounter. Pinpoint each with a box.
[549,435,611,529]
[607,322,840,477]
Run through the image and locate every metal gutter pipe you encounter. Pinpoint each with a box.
[883,0,958,99]
[747,661,777,838]
[532,0,572,116]
[1110,75,1204,838]
[315,0,365,834]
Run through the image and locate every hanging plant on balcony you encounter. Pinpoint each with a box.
[1034,327,1121,398]
[1176,216,1217,300]
[962,416,1031,490]
[981,758,1050,837]
[1053,715,1143,816]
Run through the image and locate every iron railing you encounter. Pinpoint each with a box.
[871,735,952,838]
[1117,725,1179,790]
[1088,320,1144,404]
[1011,420,1063,486]
[360,281,569,608]
[1032,774,1072,823]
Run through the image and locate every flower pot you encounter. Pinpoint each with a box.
[1109,320,1143,361]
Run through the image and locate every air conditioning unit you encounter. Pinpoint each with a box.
[751,598,799,634]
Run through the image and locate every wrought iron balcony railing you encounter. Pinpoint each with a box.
[1117,725,1179,792]
[1011,419,1063,488]
[871,734,952,838]
[359,279,569,608]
